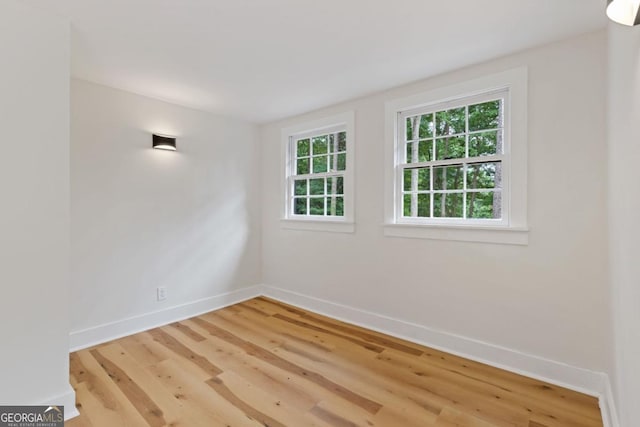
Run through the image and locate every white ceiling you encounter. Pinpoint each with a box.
[26,0,605,123]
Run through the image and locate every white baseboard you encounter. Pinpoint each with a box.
[599,375,620,427]
[69,285,264,352]
[39,383,78,420]
[262,285,615,419]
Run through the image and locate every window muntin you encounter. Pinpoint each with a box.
[288,127,347,218]
[397,90,508,225]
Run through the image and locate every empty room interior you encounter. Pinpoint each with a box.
[2,0,640,426]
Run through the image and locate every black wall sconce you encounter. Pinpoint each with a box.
[607,0,640,26]
[153,134,177,151]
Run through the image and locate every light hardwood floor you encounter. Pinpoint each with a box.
[66,297,603,427]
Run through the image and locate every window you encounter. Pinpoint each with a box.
[384,68,528,244]
[399,91,507,225]
[281,112,354,233]
[291,129,346,217]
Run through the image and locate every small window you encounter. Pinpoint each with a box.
[291,130,346,217]
[281,112,354,233]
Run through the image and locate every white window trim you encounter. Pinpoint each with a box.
[384,67,528,245]
[281,111,355,233]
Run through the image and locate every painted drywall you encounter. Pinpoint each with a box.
[70,80,261,337]
[607,23,640,427]
[261,31,610,373]
[0,0,75,411]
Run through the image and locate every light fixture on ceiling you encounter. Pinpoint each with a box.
[607,0,640,26]
[152,134,177,151]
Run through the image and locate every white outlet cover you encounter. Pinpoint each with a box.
[157,287,167,301]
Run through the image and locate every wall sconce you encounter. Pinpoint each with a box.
[152,134,177,151]
[607,0,640,26]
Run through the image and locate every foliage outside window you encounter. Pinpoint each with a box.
[290,129,347,217]
[397,89,508,225]
[282,112,354,233]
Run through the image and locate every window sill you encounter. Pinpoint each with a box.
[281,219,355,234]
[383,223,529,245]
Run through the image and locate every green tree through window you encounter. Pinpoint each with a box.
[291,131,346,217]
[400,96,504,221]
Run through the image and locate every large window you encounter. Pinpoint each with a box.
[282,112,354,233]
[398,91,507,225]
[384,68,528,244]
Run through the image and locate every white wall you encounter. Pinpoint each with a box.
[261,32,610,374]
[607,23,640,427]
[0,0,75,413]
[70,80,261,344]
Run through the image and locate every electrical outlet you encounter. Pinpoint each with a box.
[157,287,167,301]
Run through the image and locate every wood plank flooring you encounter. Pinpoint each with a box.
[66,297,603,427]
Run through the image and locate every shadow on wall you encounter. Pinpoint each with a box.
[158,190,252,299]
[127,133,254,303]
[71,121,258,331]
